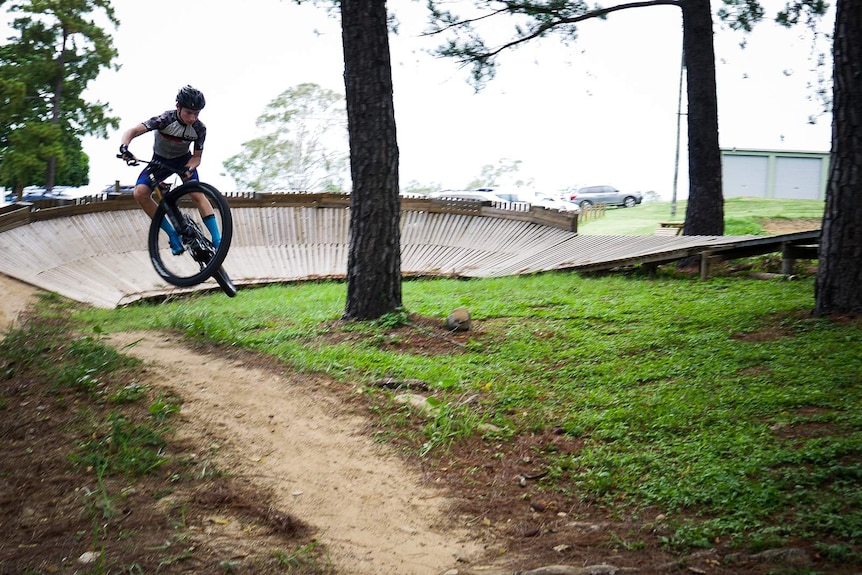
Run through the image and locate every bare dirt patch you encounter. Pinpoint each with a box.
[104,331,486,575]
[760,218,821,235]
[0,274,40,330]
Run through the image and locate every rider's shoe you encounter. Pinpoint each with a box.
[161,219,185,255]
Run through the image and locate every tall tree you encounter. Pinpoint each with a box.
[815,0,862,316]
[0,0,119,195]
[466,158,526,189]
[223,83,349,193]
[340,0,403,320]
[426,0,828,237]
[680,0,722,236]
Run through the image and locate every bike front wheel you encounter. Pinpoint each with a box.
[148,181,233,288]
[213,267,237,297]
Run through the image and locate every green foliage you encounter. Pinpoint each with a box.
[402,180,442,195]
[724,216,765,236]
[427,0,828,91]
[222,83,348,193]
[375,308,409,329]
[0,0,119,189]
[55,334,138,394]
[271,542,323,570]
[109,382,148,404]
[72,410,170,476]
[465,158,527,189]
[0,304,170,479]
[148,392,181,422]
[78,268,862,553]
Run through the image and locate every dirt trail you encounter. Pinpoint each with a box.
[1,275,494,573]
[0,274,40,330]
[105,330,490,575]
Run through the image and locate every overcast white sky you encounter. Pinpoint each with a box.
[10,0,837,198]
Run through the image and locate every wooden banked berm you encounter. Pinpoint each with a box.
[0,192,820,309]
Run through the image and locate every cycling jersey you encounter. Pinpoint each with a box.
[143,110,207,159]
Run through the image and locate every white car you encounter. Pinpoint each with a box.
[491,190,581,213]
[529,193,581,213]
[428,189,514,204]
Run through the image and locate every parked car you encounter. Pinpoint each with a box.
[532,195,581,213]
[567,185,642,208]
[5,186,78,204]
[100,184,136,195]
[20,192,63,202]
[493,190,580,213]
[428,189,514,204]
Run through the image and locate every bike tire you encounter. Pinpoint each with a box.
[212,267,238,297]
[148,181,233,287]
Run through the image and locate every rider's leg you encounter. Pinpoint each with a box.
[134,183,183,255]
[190,191,221,248]
[203,214,221,248]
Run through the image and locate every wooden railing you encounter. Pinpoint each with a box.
[577,203,607,222]
[0,191,581,233]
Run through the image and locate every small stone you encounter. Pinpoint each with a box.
[394,393,440,416]
[445,307,471,331]
[478,422,502,434]
[78,551,99,564]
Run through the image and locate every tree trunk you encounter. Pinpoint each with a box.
[814,0,862,316]
[680,0,724,237]
[45,27,68,192]
[341,0,403,320]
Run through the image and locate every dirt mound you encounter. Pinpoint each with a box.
[105,331,486,574]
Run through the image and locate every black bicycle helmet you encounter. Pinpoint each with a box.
[176,85,206,110]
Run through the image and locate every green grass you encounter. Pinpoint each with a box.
[579,197,825,236]
[75,266,862,557]
[0,294,173,479]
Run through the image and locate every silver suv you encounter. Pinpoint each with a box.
[568,185,642,208]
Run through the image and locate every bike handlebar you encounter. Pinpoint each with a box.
[116,155,190,178]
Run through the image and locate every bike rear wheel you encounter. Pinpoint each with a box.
[148,181,233,288]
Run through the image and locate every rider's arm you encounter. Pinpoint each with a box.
[182,149,203,179]
[186,149,203,171]
[120,123,149,148]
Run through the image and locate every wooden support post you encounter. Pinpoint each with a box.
[781,242,796,276]
[700,251,712,281]
[644,262,658,278]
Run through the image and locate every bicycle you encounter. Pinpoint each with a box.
[117,156,237,297]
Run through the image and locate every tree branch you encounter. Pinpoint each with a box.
[423,7,513,36]
[484,0,682,58]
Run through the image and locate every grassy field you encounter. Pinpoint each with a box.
[579,197,825,236]
[75,257,862,564]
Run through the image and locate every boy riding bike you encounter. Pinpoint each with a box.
[118,85,221,255]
